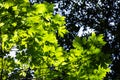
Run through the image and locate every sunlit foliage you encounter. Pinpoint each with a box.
[0,0,110,79]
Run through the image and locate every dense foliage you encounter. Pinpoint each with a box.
[50,0,120,79]
[0,0,111,79]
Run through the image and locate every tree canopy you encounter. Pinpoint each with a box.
[52,0,120,79]
[0,0,111,79]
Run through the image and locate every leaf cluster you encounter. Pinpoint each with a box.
[0,0,111,80]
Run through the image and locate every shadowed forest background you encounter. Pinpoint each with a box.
[0,0,120,80]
